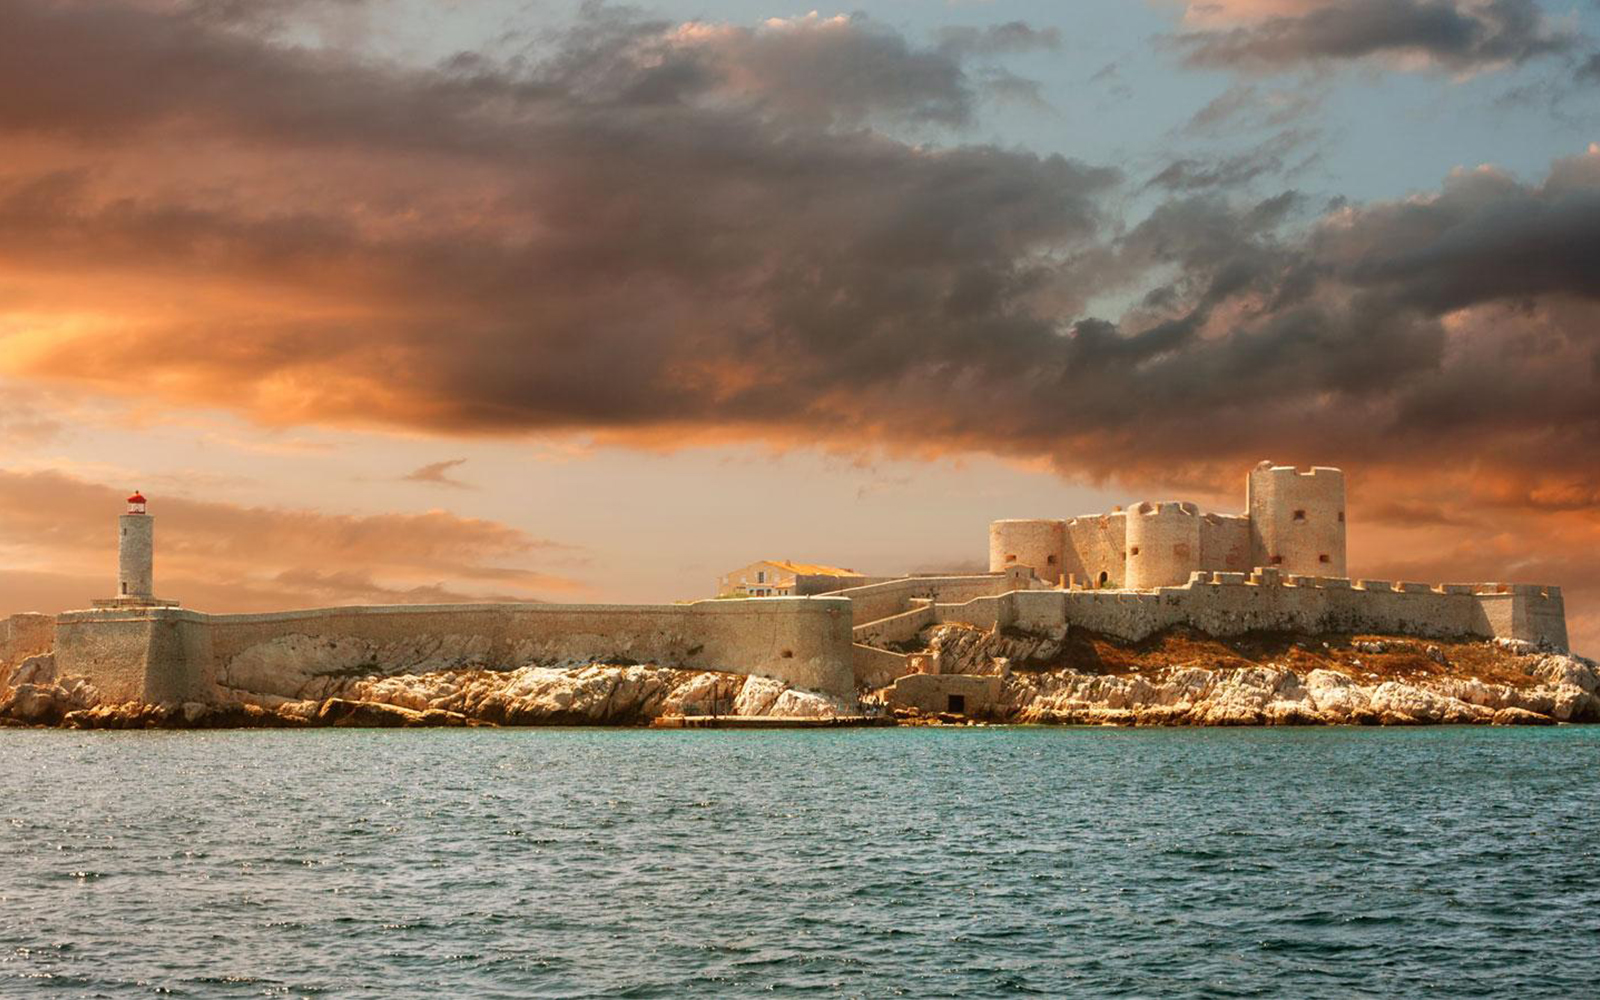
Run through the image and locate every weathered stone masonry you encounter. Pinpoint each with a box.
[53,599,857,703]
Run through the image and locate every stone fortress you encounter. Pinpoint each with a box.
[0,463,1572,714]
[992,462,1348,590]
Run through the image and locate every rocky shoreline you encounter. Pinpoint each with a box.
[881,625,1598,727]
[2,625,1595,729]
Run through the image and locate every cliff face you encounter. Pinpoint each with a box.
[886,624,1599,726]
[0,647,854,729]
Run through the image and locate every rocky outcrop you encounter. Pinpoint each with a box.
[3,648,855,728]
[889,624,1599,726]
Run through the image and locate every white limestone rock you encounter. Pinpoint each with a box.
[1304,669,1368,721]
[5,652,56,689]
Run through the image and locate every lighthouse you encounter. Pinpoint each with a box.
[93,491,178,609]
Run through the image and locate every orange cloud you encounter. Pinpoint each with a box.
[0,469,589,615]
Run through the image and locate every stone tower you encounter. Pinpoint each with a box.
[1246,462,1347,578]
[93,491,178,609]
[118,491,153,600]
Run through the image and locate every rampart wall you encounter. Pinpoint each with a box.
[54,597,858,703]
[828,569,1030,626]
[930,570,1568,650]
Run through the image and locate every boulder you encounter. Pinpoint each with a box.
[1491,707,1556,726]
[316,698,428,727]
[6,652,56,689]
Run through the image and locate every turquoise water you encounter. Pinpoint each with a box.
[1,727,1596,997]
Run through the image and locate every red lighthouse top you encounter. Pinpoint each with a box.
[127,491,146,513]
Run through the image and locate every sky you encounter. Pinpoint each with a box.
[1,0,1598,650]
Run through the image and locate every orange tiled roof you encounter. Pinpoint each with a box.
[766,560,861,578]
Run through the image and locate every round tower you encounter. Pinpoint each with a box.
[989,519,1065,581]
[118,491,153,600]
[1125,501,1203,589]
[1247,462,1346,578]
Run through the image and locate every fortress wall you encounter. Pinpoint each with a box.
[1199,514,1252,573]
[852,602,935,647]
[931,575,1568,649]
[1474,587,1569,651]
[1063,513,1126,587]
[852,643,913,689]
[832,572,1025,626]
[1126,502,1203,590]
[933,594,1016,630]
[793,574,895,596]
[988,520,1064,578]
[53,609,190,703]
[56,598,860,703]
[1248,463,1347,578]
[2,613,55,667]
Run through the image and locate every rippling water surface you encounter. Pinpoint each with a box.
[2,726,1596,997]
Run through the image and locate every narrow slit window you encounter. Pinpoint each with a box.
[1293,509,1307,521]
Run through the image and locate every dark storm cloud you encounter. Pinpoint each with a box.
[1175,0,1574,73]
[2,0,1599,497]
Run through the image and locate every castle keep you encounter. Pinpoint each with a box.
[991,462,1347,590]
[0,461,1571,708]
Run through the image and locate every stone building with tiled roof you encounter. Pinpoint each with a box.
[717,559,865,598]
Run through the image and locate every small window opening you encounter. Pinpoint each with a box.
[1131,546,1141,556]
[757,571,765,583]
[780,649,794,659]
[947,694,966,715]
[1338,511,1345,523]
[1270,555,1284,565]
[120,582,127,594]
[1046,555,1058,566]
[1319,554,1331,564]
[1098,571,1109,586]
[1293,509,1307,521]
[1005,554,1017,563]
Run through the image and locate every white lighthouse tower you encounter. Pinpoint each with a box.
[93,491,178,609]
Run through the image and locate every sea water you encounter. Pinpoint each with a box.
[1,726,1596,997]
